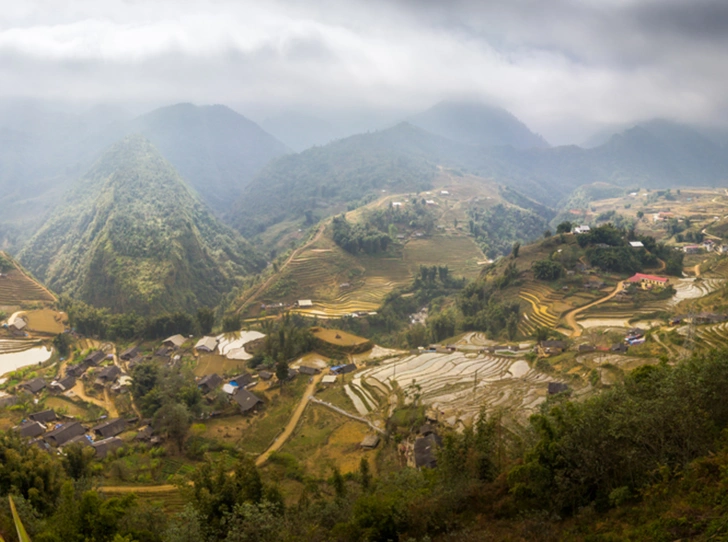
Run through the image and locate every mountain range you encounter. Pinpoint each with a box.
[18,136,265,315]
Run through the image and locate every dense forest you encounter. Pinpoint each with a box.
[468,203,549,258]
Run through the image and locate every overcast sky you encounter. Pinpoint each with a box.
[1,0,727,144]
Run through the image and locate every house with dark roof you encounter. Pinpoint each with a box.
[84,350,106,366]
[232,389,263,414]
[229,373,255,388]
[94,365,121,386]
[50,374,76,393]
[63,434,92,448]
[414,434,441,469]
[611,343,629,353]
[92,437,124,458]
[578,344,596,353]
[331,363,357,375]
[45,422,86,447]
[29,409,57,424]
[66,361,90,377]
[92,418,127,439]
[258,370,272,381]
[298,366,320,375]
[19,377,46,395]
[198,373,223,394]
[540,340,567,354]
[119,346,140,360]
[15,421,46,439]
[548,382,569,395]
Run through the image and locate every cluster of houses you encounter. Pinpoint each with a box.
[683,239,728,254]
[11,408,153,458]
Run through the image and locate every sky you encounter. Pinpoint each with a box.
[1,0,727,144]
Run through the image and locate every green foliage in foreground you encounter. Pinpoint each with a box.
[3,350,728,539]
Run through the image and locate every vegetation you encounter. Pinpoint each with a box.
[331,215,391,255]
[468,203,549,258]
[18,136,265,315]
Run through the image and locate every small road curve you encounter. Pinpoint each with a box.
[562,281,626,338]
[255,371,325,466]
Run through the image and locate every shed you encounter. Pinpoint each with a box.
[360,434,380,449]
[30,409,57,424]
[232,389,263,413]
[258,370,273,381]
[20,377,47,395]
[45,422,86,447]
[322,375,338,384]
[92,437,124,458]
[611,343,629,353]
[198,373,223,394]
[195,336,218,353]
[92,418,127,439]
[15,421,46,439]
[297,299,313,308]
[163,335,186,348]
[10,318,27,332]
[298,365,320,375]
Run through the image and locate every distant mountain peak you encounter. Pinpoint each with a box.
[409,100,550,149]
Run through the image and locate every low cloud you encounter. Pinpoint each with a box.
[0,0,727,143]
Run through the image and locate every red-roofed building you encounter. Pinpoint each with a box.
[626,273,668,290]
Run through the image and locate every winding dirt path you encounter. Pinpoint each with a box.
[255,371,325,466]
[236,221,328,314]
[562,281,626,338]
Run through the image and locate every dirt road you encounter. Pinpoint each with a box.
[69,381,119,418]
[255,371,325,466]
[237,221,328,314]
[562,281,626,337]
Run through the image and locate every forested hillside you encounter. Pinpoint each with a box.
[18,136,265,315]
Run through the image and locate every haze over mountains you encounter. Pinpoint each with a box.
[18,136,264,315]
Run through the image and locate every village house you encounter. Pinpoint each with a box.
[194,336,218,353]
[30,409,57,424]
[414,433,442,469]
[119,346,140,361]
[331,363,357,375]
[322,374,338,384]
[94,365,121,387]
[298,365,320,376]
[626,273,668,290]
[44,422,86,447]
[360,434,380,449]
[92,418,127,439]
[232,389,263,414]
[15,421,46,439]
[297,299,313,308]
[548,382,569,395]
[92,437,124,458]
[629,241,644,248]
[66,361,90,378]
[163,335,186,349]
[611,343,629,353]
[198,373,223,394]
[540,340,567,355]
[19,377,46,395]
[9,317,27,336]
[49,374,76,393]
[258,370,273,381]
[683,245,703,254]
[84,350,107,367]
[573,225,591,234]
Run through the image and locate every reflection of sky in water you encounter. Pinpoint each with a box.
[0,345,52,375]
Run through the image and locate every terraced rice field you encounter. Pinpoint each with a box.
[402,236,485,280]
[667,278,724,308]
[679,322,728,350]
[0,340,52,375]
[0,269,54,306]
[356,352,556,424]
[518,284,565,335]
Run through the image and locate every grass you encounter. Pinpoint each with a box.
[275,403,373,477]
[44,396,90,419]
[312,327,369,347]
[194,353,248,377]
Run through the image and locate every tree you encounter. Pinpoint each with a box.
[543,229,552,238]
[222,314,242,332]
[636,210,644,219]
[53,333,73,358]
[359,458,372,491]
[532,260,564,281]
[512,242,521,258]
[196,308,215,335]
[62,443,96,480]
[275,359,289,387]
[153,402,191,452]
[556,221,573,234]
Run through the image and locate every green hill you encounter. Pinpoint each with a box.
[18,136,265,315]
